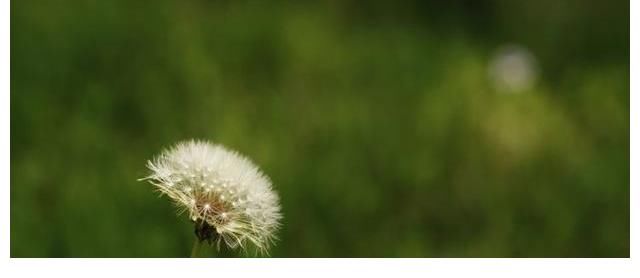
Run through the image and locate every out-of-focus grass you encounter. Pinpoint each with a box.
[11,0,628,257]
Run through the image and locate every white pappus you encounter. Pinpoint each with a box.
[140,140,282,254]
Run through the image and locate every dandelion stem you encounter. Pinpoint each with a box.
[191,239,203,258]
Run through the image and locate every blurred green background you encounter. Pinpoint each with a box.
[11,0,629,257]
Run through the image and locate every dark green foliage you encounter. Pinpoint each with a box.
[11,0,628,257]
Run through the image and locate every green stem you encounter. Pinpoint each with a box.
[191,239,203,258]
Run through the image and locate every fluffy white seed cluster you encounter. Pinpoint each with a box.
[141,140,281,254]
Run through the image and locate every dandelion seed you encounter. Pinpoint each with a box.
[140,139,282,255]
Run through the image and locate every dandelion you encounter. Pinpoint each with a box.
[140,140,282,256]
[488,44,538,93]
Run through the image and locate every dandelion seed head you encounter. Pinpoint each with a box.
[488,44,538,93]
[141,139,282,254]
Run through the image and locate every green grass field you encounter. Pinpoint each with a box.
[11,0,629,257]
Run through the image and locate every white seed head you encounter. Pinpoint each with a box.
[141,140,282,254]
[488,44,538,93]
